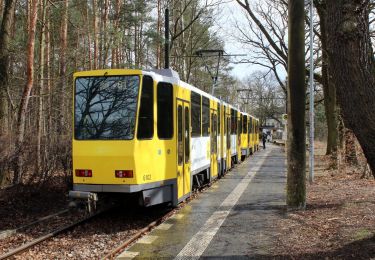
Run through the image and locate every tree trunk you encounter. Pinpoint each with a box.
[0,0,16,137]
[113,0,121,68]
[344,128,358,165]
[134,9,138,68]
[0,0,16,185]
[326,1,375,176]
[92,0,98,69]
[57,0,68,134]
[36,0,47,173]
[337,109,345,149]
[0,0,4,21]
[287,0,306,209]
[156,0,161,69]
[315,3,338,157]
[45,5,51,142]
[85,0,92,70]
[102,0,108,67]
[14,0,38,184]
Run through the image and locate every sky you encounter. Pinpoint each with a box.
[212,1,261,80]
[212,1,287,81]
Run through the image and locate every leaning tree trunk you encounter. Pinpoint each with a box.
[326,0,375,177]
[315,2,338,157]
[287,0,306,208]
[14,0,39,184]
[321,54,338,157]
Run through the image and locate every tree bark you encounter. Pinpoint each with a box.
[92,0,99,69]
[102,0,108,67]
[337,109,345,149]
[45,5,51,141]
[315,2,338,156]
[57,0,68,134]
[344,128,358,165]
[85,0,92,70]
[36,0,47,173]
[0,0,16,185]
[156,0,161,69]
[326,0,375,176]
[287,0,306,208]
[0,0,16,137]
[0,0,4,21]
[14,0,38,184]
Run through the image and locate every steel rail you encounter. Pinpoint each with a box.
[0,207,112,260]
[102,179,219,260]
[0,208,71,240]
[102,209,176,260]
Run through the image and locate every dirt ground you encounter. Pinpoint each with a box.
[0,176,70,230]
[1,142,374,259]
[273,141,375,259]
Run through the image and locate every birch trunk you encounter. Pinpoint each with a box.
[36,0,46,173]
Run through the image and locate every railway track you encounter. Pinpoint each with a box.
[102,179,221,260]
[0,208,72,240]
[0,206,112,260]
[0,167,234,259]
[102,209,176,260]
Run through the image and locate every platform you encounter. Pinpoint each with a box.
[117,144,286,259]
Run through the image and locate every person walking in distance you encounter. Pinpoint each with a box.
[262,132,267,149]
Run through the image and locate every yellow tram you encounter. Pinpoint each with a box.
[70,68,259,207]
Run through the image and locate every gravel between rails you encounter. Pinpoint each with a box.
[0,208,71,240]
[0,207,110,260]
[0,208,88,257]
[10,187,210,260]
[2,167,235,259]
[13,205,175,260]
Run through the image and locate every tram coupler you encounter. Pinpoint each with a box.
[69,191,98,214]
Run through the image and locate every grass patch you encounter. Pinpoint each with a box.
[353,229,373,241]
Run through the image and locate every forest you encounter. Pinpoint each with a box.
[0,0,238,186]
[0,0,373,188]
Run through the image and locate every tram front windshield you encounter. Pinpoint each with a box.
[74,75,140,140]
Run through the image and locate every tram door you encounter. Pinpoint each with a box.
[177,100,191,199]
[210,109,218,178]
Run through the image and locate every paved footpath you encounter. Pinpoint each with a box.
[117,144,286,259]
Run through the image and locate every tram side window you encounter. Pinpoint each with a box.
[227,117,231,149]
[191,92,201,137]
[231,109,237,134]
[238,113,242,134]
[243,115,247,134]
[137,76,154,139]
[202,96,210,136]
[218,106,221,135]
[223,106,227,134]
[157,82,173,139]
[249,118,253,134]
[185,107,190,162]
